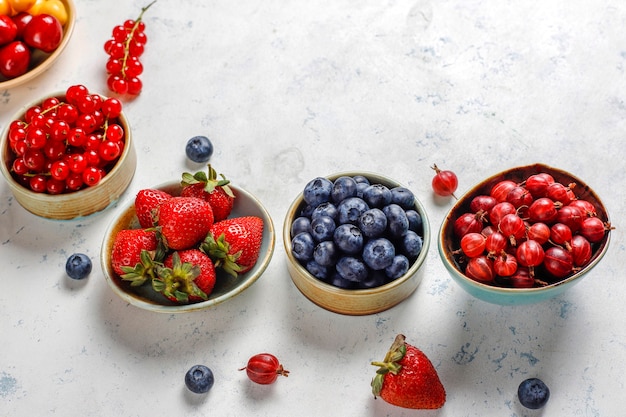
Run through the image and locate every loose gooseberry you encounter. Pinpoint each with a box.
[543,246,574,279]
[460,232,486,258]
[490,180,517,203]
[431,164,458,198]
[239,353,289,385]
[464,255,495,284]
[580,217,611,243]
[570,234,592,267]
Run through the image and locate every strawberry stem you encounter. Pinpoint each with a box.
[371,334,408,397]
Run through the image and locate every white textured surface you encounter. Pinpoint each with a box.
[1,1,624,416]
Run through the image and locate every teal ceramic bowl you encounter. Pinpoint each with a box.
[438,163,611,305]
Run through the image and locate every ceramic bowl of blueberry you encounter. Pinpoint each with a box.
[283,171,430,315]
[0,85,136,220]
[438,163,611,306]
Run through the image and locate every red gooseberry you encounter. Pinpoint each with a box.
[490,180,517,203]
[516,239,545,276]
[454,211,486,238]
[460,232,486,258]
[431,164,458,198]
[524,173,555,198]
[543,246,574,279]
[527,222,550,245]
[470,194,497,214]
[570,234,592,267]
[498,213,526,246]
[239,353,289,385]
[464,255,495,284]
[493,251,518,277]
[580,217,611,243]
[528,197,561,224]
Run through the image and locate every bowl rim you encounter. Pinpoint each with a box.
[0,0,77,90]
[283,170,431,297]
[438,162,611,297]
[100,180,276,313]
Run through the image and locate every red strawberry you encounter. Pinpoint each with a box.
[181,164,235,222]
[371,334,446,410]
[110,229,158,276]
[200,216,264,276]
[154,249,216,303]
[135,188,172,228]
[157,196,214,250]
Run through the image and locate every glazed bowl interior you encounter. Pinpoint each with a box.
[101,181,276,313]
[0,0,77,89]
[438,163,611,305]
[283,171,430,315]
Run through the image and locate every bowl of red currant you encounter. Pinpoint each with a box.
[0,84,136,220]
[438,163,612,305]
[283,171,430,315]
[0,0,76,89]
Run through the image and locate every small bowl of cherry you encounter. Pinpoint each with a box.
[438,163,612,305]
[283,171,430,315]
[0,84,136,220]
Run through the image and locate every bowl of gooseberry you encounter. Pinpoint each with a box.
[283,171,430,315]
[0,84,136,220]
[0,0,76,89]
[438,163,612,305]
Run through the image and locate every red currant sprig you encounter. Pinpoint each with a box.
[104,1,157,95]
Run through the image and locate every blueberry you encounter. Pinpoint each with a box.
[303,177,333,207]
[401,230,423,258]
[185,364,214,394]
[185,135,213,163]
[306,260,329,281]
[290,216,311,237]
[518,378,550,409]
[383,204,409,238]
[310,215,336,242]
[390,186,415,209]
[291,232,315,262]
[65,253,92,280]
[362,184,392,208]
[336,256,369,282]
[331,176,358,203]
[358,208,387,238]
[406,209,423,234]
[333,224,364,254]
[362,238,395,270]
[337,197,369,225]
[356,182,369,198]
[352,175,370,185]
[358,269,387,289]
[313,240,339,267]
[311,202,338,221]
[385,254,410,280]
[329,271,357,289]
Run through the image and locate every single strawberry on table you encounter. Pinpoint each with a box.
[371,334,446,410]
[181,164,235,222]
[153,249,216,303]
[201,216,264,276]
[157,196,214,250]
[135,188,172,228]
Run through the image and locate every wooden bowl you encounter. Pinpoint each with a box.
[0,91,136,220]
[100,181,276,313]
[438,163,611,305]
[283,171,430,315]
[0,0,77,89]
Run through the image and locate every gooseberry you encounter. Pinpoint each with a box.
[464,255,495,284]
[490,180,517,202]
[516,239,545,276]
[580,217,611,243]
[460,232,486,258]
[570,234,592,267]
[543,246,574,279]
[431,164,458,198]
[239,353,289,385]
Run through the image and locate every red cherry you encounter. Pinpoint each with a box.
[22,14,63,53]
[0,41,31,78]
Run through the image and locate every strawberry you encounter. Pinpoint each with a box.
[181,164,235,222]
[157,196,214,250]
[200,216,264,276]
[135,188,172,228]
[371,334,446,410]
[110,229,159,276]
[153,249,216,303]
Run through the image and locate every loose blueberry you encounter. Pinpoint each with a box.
[358,208,387,238]
[291,232,315,262]
[518,378,550,409]
[185,135,213,163]
[401,230,423,258]
[385,254,410,280]
[185,364,214,394]
[406,209,423,234]
[311,202,338,221]
[290,216,311,237]
[313,240,339,267]
[306,260,329,281]
[383,204,409,238]
[337,197,369,225]
[362,238,395,270]
[336,256,369,282]
[310,215,336,242]
[331,176,358,203]
[362,183,392,208]
[303,177,333,207]
[333,224,364,254]
[65,253,92,280]
[390,186,415,209]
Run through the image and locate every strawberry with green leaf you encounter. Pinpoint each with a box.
[201,216,264,276]
[135,188,173,228]
[181,164,235,222]
[153,249,216,303]
[157,196,214,250]
[371,334,446,410]
[110,228,159,277]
